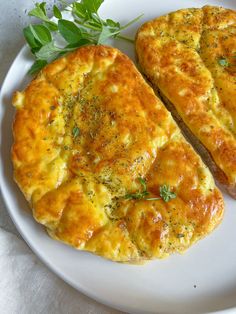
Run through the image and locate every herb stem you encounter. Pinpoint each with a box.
[124,178,177,202]
[120,14,144,30]
[81,23,100,31]
[75,19,103,33]
[145,197,161,201]
[117,35,134,43]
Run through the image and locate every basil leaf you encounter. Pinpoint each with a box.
[31,46,42,54]
[29,3,58,30]
[97,25,113,44]
[65,38,93,48]
[23,26,41,49]
[28,59,47,75]
[72,3,87,19]
[81,0,104,14]
[29,3,47,20]
[106,19,120,28]
[39,2,47,15]
[35,42,61,61]
[58,19,82,44]
[53,5,62,19]
[29,24,52,45]
[90,13,103,26]
[43,21,58,32]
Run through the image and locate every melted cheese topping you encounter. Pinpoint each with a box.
[12,45,224,262]
[136,5,236,191]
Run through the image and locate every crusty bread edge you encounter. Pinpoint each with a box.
[159,88,236,199]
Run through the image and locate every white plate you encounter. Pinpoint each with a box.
[1,1,236,313]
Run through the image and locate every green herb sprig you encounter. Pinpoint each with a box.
[124,178,176,203]
[147,184,177,202]
[218,54,236,68]
[124,178,149,200]
[218,57,229,67]
[24,0,143,74]
[72,126,80,138]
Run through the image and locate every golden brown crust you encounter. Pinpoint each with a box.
[12,45,224,262]
[136,5,236,197]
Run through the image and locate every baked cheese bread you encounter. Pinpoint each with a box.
[136,5,236,198]
[12,45,224,263]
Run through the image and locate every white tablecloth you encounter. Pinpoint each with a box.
[0,1,123,313]
[0,222,121,314]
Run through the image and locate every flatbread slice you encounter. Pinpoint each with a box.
[136,5,236,198]
[12,45,224,262]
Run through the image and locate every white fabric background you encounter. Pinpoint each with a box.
[0,1,123,313]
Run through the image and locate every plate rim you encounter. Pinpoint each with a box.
[1,45,236,314]
[0,48,129,314]
[1,1,236,312]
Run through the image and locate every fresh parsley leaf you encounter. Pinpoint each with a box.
[72,126,80,138]
[218,57,229,67]
[58,19,82,44]
[159,184,176,202]
[28,59,47,75]
[53,5,62,19]
[124,177,149,200]
[125,179,176,202]
[138,177,147,191]
[146,185,176,202]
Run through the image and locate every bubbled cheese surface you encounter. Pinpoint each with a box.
[136,5,236,191]
[12,45,224,262]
